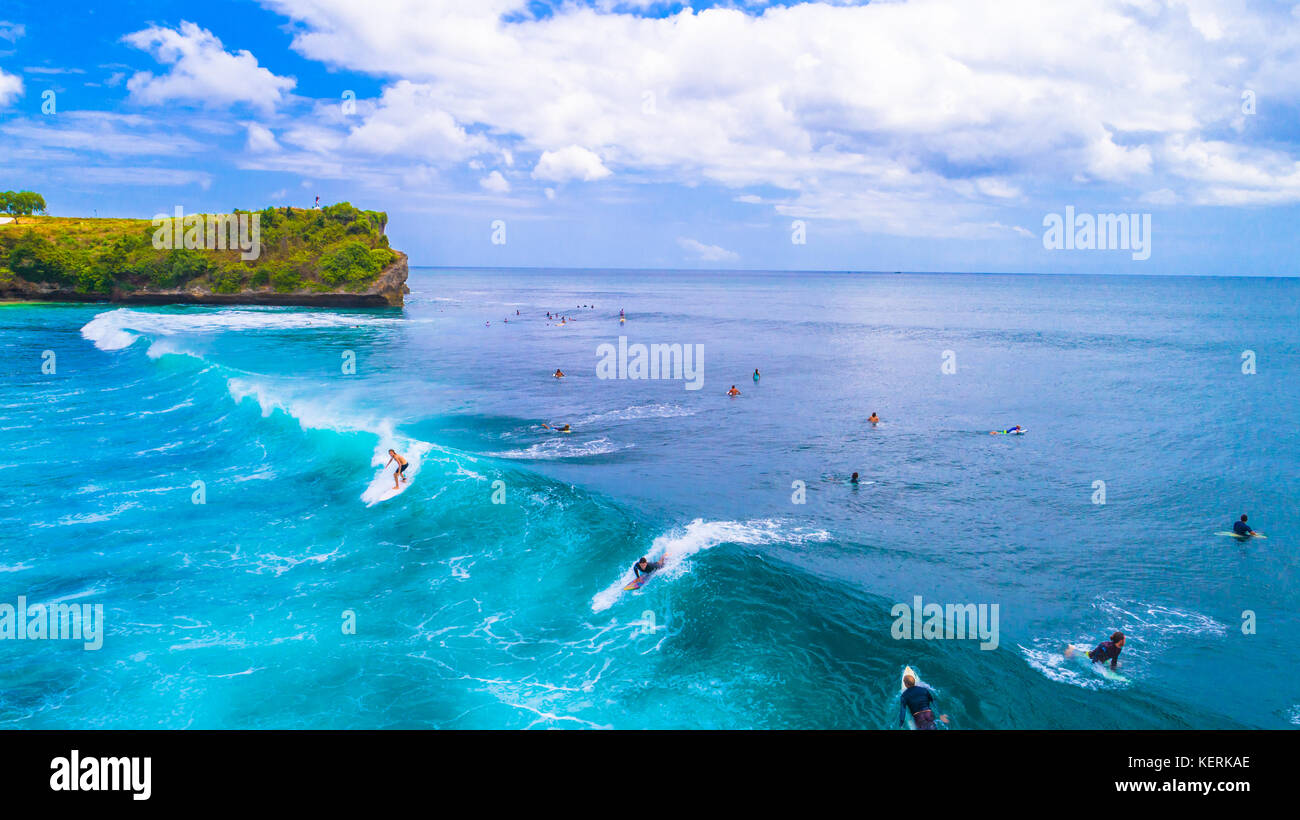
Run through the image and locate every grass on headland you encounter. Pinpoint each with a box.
[0,203,398,296]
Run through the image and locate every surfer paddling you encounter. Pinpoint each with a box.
[385,449,410,490]
[1066,631,1125,672]
[633,556,662,579]
[900,672,949,730]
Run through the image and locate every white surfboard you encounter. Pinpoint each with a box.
[1216,531,1266,540]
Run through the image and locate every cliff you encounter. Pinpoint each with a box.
[0,203,410,308]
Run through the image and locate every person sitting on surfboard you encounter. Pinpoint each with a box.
[385,449,409,490]
[727,385,741,396]
[633,557,661,578]
[868,412,879,424]
[1085,631,1125,671]
[900,673,948,730]
[850,472,860,484]
[1233,514,1256,537]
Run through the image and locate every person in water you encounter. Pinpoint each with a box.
[850,472,860,484]
[1233,514,1256,537]
[1083,631,1125,671]
[385,449,409,490]
[899,673,949,730]
[553,369,565,379]
[868,412,879,424]
[993,424,1023,435]
[727,385,741,396]
[753,369,761,380]
[633,556,661,578]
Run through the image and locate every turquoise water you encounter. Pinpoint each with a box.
[2,269,1297,729]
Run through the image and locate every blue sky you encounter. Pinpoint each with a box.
[2,0,1299,274]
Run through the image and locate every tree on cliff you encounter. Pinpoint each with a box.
[0,191,47,216]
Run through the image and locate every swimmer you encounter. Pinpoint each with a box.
[727,385,741,397]
[554,369,565,379]
[868,412,879,424]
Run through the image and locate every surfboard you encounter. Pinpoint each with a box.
[1066,644,1129,683]
[901,666,918,729]
[623,575,650,591]
[1216,531,1266,540]
[362,468,413,505]
[990,429,1027,435]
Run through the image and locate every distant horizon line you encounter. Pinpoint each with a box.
[408,265,1297,280]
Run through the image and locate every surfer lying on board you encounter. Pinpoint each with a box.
[1067,631,1125,671]
[1233,514,1257,537]
[633,557,662,578]
[991,424,1023,435]
[385,449,409,490]
[900,673,949,730]
[541,423,572,433]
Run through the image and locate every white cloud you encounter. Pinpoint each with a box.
[678,237,740,263]
[479,170,510,193]
[69,166,213,188]
[532,145,611,183]
[0,68,21,106]
[0,21,24,43]
[0,111,209,156]
[245,123,280,153]
[123,22,295,112]
[250,0,1300,229]
[343,80,488,161]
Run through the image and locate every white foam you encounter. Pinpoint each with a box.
[1019,641,1111,690]
[226,377,438,507]
[81,307,399,351]
[591,518,831,611]
[576,403,697,426]
[1094,599,1227,642]
[488,436,630,460]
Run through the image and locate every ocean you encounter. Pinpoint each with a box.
[1,268,1297,729]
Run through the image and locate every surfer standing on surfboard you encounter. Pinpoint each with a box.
[385,449,409,490]
[900,673,949,730]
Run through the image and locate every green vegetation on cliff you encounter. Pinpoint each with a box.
[0,202,398,297]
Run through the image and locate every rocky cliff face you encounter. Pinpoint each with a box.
[1,252,411,308]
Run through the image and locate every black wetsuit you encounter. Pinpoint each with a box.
[900,685,938,730]
[633,561,659,578]
[1088,640,1122,669]
[1233,520,1253,536]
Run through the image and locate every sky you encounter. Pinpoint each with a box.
[1,0,1299,275]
